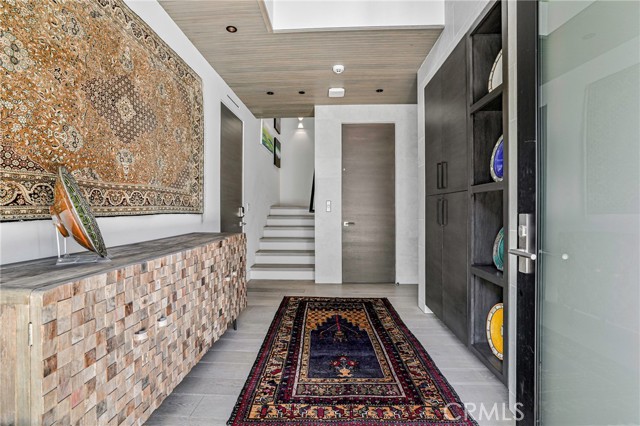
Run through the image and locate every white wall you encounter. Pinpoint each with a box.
[0,0,279,268]
[278,118,315,206]
[314,105,418,284]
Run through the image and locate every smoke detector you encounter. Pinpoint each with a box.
[328,87,345,98]
[332,64,345,74]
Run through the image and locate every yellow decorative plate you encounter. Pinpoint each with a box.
[486,303,504,360]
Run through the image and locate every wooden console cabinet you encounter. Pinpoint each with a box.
[0,233,246,425]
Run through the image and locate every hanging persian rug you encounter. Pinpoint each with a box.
[0,0,204,220]
[228,297,477,425]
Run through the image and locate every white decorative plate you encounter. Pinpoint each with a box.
[488,49,503,92]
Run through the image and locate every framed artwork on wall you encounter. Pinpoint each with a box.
[274,118,281,134]
[274,138,282,168]
[261,120,275,153]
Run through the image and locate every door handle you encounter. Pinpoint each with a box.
[343,221,355,227]
[510,213,536,274]
[508,249,537,261]
[442,198,448,226]
[436,162,442,189]
[436,199,442,226]
[442,162,448,189]
[237,206,245,218]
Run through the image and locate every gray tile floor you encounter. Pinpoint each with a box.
[146,281,515,426]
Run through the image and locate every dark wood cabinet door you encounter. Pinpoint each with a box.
[425,195,444,318]
[425,72,442,196]
[442,191,469,342]
[441,39,468,193]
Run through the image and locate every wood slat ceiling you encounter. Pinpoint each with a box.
[159,0,442,118]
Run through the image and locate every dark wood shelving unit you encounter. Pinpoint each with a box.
[471,342,503,375]
[471,181,504,194]
[470,85,503,114]
[470,264,504,287]
[466,0,509,384]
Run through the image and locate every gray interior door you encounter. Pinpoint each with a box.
[220,103,243,233]
[341,124,395,283]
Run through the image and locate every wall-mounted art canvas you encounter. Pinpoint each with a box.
[261,120,275,154]
[0,0,204,221]
[273,118,281,134]
[274,138,281,168]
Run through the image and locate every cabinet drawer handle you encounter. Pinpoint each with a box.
[442,198,448,226]
[436,198,442,226]
[442,161,448,189]
[134,329,148,342]
[436,162,442,189]
[157,316,168,328]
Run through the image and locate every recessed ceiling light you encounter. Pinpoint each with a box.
[266,91,274,95]
[298,90,306,95]
[226,26,238,33]
[332,64,345,74]
[376,89,384,93]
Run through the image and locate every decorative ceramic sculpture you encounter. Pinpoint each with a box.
[50,166,108,257]
[492,227,504,271]
[490,135,504,182]
[486,302,504,360]
[488,49,503,92]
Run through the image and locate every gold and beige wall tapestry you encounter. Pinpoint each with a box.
[0,0,204,220]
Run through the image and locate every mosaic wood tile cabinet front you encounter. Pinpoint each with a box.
[0,233,247,426]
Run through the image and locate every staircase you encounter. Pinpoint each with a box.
[250,206,315,280]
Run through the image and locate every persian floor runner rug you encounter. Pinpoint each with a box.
[228,297,477,425]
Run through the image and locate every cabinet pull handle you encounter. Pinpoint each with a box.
[157,316,168,328]
[436,198,442,226]
[436,162,442,189]
[442,162,448,189]
[134,329,148,342]
[442,198,448,226]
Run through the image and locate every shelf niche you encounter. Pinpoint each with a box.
[467,0,508,384]
[470,276,504,376]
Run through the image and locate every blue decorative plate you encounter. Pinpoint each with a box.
[492,227,504,272]
[490,135,504,182]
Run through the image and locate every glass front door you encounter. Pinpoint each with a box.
[538,1,640,424]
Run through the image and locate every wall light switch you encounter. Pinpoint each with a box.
[326,200,331,212]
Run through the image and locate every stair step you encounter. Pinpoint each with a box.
[259,237,315,251]
[250,264,315,280]
[255,250,315,264]
[266,215,315,226]
[252,264,315,270]
[270,206,313,216]
[263,226,315,238]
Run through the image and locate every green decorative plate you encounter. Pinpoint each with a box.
[492,227,504,272]
[50,166,108,257]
